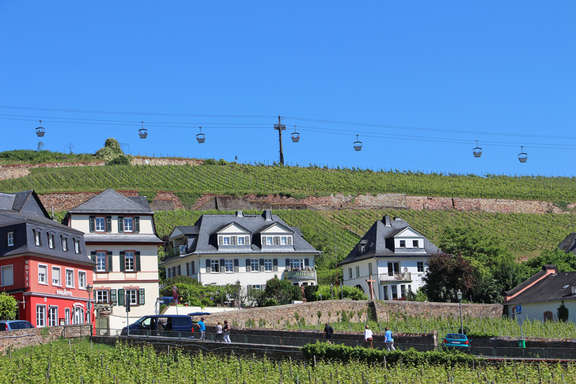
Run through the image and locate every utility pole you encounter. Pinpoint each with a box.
[274,115,286,165]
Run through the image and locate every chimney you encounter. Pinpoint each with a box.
[542,265,558,274]
[263,209,272,221]
[235,210,243,217]
[383,215,391,227]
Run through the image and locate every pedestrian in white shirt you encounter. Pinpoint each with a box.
[216,322,223,342]
[364,325,374,348]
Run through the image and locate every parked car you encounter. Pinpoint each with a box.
[0,320,34,331]
[121,315,194,337]
[441,333,470,349]
[188,312,211,317]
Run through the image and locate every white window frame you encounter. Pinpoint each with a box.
[126,289,138,305]
[412,240,419,248]
[264,259,273,272]
[1,265,14,287]
[290,259,304,270]
[222,236,230,245]
[124,251,135,272]
[355,265,360,279]
[265,236,273,246]
[61,237,68,252]
[36,305,46,328]
[223,259,234,273]
[65,308,71,325]
[65,268,74,288]
[210,259,220,273]
[48,233,54,249]
[7,232,14,247]
[74,239,80,254]
[96,252,107,272]
[73,307,84,324]
[34,230,41,246]
[38,264,48,285]
[249,259,259,272]
[48,306,58,327]
[52,266,61,286]
[417,261,424,273]
[96,290,109,304]
[237,236,245,245]
[348,267,352,280]
[281,236,287,245]
[78,271,87,289]
[123,217,134,232]
[95,217,106,232]
[399,240,406,248]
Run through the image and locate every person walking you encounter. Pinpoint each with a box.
[384,327,396,351]
[324,323,334,343]
[364,325,374,348]
[223,320,231,344]
[198,317,206,341]
[216,321,223,342]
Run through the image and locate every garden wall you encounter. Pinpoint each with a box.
[0,325,90,354]
[374,301,503,321]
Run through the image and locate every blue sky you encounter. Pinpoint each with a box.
[0,1,575,176]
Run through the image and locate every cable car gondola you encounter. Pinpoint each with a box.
[35,120,45,137]
[196,127,206,144]
[518,146,528,163]
[473,140,482,158]
[353,134,363,151]
[291,126,300,143]
[138,121,148,139]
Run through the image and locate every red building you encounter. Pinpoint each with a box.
[0,191,94,327]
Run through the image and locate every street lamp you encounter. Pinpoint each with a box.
[456,289,463,334]
[87,284,93,337]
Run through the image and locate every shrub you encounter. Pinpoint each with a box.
[0,293,17,320]
[106,155,131,166]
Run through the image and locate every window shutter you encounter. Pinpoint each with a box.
[135,251,141,272]
[245,235,250,245]
[288,236,293,245]
[111,289,117,305]
[259,258,265,272]
[220,259,225,272]
[134,216,140,233]
[304,258,310,267]
[274,236,280,246]
[139,288,145,305]
[273,258,278,271]
[178,265,182,276]
[119,251,125,272]
[89,216,95,233]
[93,289,97,301]
[118,217,124,233]
[234,259,239,272]
[232,236,236,245]
[105,216,112,232]
[117,289,125,306]
[90,251,96,263]
[205,259,211,273]
[107,251,113,272]
[285,258,291,270]
[245,259,251,272]
[191,261,195,274]
[186,262,190,276]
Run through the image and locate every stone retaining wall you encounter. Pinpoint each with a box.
[374,301,503,321]
[0,325,90,354]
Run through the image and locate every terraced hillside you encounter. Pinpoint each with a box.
[2,164,576,202]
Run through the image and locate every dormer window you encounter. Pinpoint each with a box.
[123,217,134,232]
[48,233,55,249]
[223,237,230,245]
[95,217,105,232]
[61,237,68,252]
[73,239,80,254]
[265,237,273,246]
[399,240,406,248]
[412,240,419,248]
[7,232,14,247]
[238,236,245,245]
[34,230,41,246]
[262,235,292,247]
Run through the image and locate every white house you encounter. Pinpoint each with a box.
[340,215,440,300]
[505,265,576,323]
[162,210,319,296]
[64,189,163,334]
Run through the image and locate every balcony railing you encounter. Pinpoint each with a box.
[283,269,317,282]
[380,272,412,282]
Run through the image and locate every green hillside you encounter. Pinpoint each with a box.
[2,164,576,202]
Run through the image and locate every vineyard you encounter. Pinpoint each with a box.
[2,163,576,202]
[2,339,576,384]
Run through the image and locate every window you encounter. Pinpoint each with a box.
[355,265,360,278]
[52,267,61,286]
[48,233,54,249]
[265,236,273,246]
[348,268,352,279]
[38,265,48,284]
[36,305,46,327]
[210,259,220,273]
[126,289,138,305]
[222,236,230,245]
[222,259,233,272]
[237,236,245,245]
[78,271,87,289]
[96,252,107,272]
[417,262,424,273]
[73,307,84,324]
[123,217,134,232]
[387,262,400,276]
[399,240,406,248]
[412,240,419,248]
[61,237,68,252]
[48,306,58,327]
[34,230,41,246]
[383,286,389,300]
[65,269,74,288]
[368,263,373,276]
[248,284,264,295]
[124,251,135,272]
[65,308,70,325]
[1,265,13,287]
[95,217,105,232]
[96,290,109,304]
[391,285,398,300]
[281,236,287,245]
[249,259,259,272]
[74,239,80,254]
[400,285,406,298]
[7,232,14,247]
[264,259,273,272]
[290,259,304,270]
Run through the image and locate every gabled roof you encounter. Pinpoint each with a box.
[68,189,153,214]
[506,266,576,305]
[339,215,440,266]
[0,191,50,218]
[215,222,252,234]
[259,221,294,234]
[559,233,576,254]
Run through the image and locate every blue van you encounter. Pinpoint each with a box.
[121,315,194,337]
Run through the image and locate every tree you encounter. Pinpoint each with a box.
[422,253,476,302]
[524,249,576,275]
[252,277,301,306]
[558,302,569,322]
[0,293,17,320]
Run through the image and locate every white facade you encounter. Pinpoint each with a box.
[515,301,576,323]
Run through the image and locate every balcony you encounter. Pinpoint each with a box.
[380,272,412,283]
[283,269,317,282]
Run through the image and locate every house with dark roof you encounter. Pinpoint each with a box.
[0,191,93,328]
[64,189,163,334]
[163,210,320,295]
[340,215,440,300]
[505,265,576,322]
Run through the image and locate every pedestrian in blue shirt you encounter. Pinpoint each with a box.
[384,327,396,351]
[198,317,206,340]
